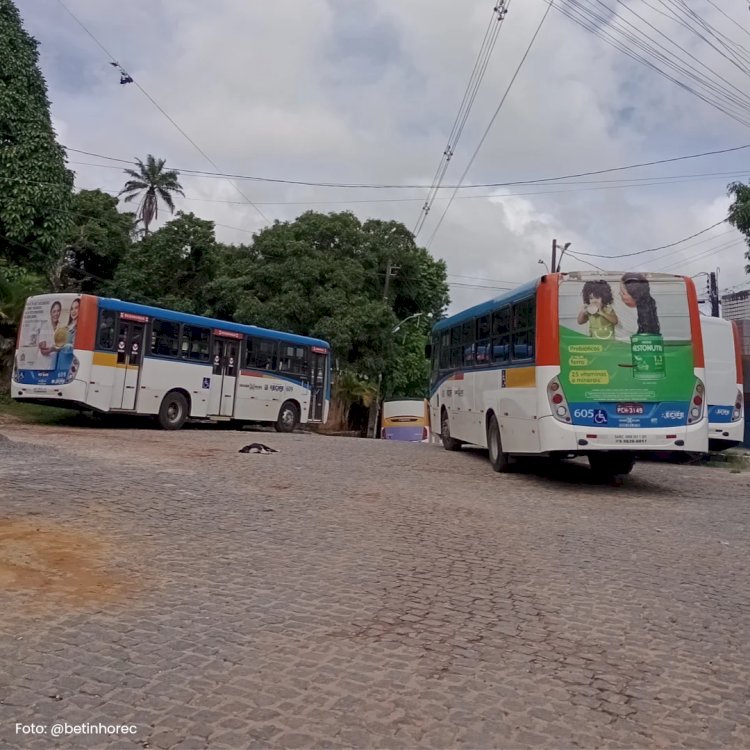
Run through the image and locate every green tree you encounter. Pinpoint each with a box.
[728,181,750,273]
[54,189,135,293]
[0,262,44,389]
[119,155,184,235]
[110,212,219,313]
[0,0,73,271]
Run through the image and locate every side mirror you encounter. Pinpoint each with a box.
[424,343,432,359]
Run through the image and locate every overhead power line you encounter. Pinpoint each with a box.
[414,1,511,237]
[548,0,750,129]
[63,142,750,190]
[424,1,553,248]
[572,219,730,259]
[53,0,270,224]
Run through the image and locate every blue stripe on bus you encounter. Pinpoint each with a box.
[432,278,540,333]
[98,298,331,349]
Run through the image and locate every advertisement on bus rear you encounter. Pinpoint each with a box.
[13,294,81,386]
[558,273,695,428]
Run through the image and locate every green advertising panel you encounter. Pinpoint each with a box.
[558,273,695,404]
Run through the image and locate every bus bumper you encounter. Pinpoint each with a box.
[538,415,708,453]
[708,419,745,450]
[12,379,89,405]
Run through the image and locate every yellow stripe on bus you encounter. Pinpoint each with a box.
[505,366,536,388]
[92,352,117,367]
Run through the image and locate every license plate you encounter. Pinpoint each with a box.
[614,434,648,444]
[616,403,644,415]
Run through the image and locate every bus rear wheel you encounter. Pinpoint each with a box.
[487,414,511,473]
[588,451,635,477]
[440,409,462,451]
[158,391,188,430]
[275,401,299,433]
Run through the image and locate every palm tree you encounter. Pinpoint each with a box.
[119,155,184,236]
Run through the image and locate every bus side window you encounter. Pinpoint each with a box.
[491,307,510,363]
[449,326,463,369]
[476,315,491,365]
[182,325,210,362]
[279,344,306,374]
[247,338,278,370]
[439,331,450,370]
[151,319,180,358]
[97,310,116,350]
[512,298,535,361]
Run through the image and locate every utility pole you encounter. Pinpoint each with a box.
[709,270,720,317]
[367,260,399,438]
[551,239,557,275]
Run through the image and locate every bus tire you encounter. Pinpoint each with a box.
[440,409,462,451]
[158,391,189,430]
[588,451,635,477]
[487,414,511,473]
[275,401,299,433]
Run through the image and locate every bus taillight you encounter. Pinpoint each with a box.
[733,389,743,422]
[547,377,571,422]
[688,379,706,424]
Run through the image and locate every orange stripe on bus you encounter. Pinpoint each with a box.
[731,320,743,385]
[535,273,560,366]
[683,277,705,369]
[76,295,98,351]
[505,366,536,388]
[92,352,117,367]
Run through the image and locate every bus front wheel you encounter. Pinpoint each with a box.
[588,451,635,477]
[158,391,188,430]
[440,410,462,451]
[487,414,511,472]
[275,401,299,433]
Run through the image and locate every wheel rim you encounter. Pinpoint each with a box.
[167,401,181,423]
[281,407,295,427]
[442,412,449,439]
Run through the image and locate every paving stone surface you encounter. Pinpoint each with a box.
[1,423,749,749]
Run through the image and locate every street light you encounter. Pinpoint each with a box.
[393,311,433,333]
[556,242,571,272]
[368,311,433,438]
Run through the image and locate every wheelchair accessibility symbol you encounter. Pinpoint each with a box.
[593,408,608,425]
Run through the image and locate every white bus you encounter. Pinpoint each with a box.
[700,315,744,450]
[428,272,709,476]
[12,294,331,430]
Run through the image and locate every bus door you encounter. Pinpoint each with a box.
[308,349,327,422]
[208,335,239,416]
[113,318,145,410]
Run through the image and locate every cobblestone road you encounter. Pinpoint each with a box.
[1,422,749,749]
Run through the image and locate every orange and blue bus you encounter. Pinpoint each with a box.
[12,294,331,430]
[428,272,708,476]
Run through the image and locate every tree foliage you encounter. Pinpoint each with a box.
[208,211,449,388]
[0,261,45,389]
[120,155,184,235]
[53,189,136,293]
[110,212,219,313]
[0,0,73,271]
[727,181,750,273]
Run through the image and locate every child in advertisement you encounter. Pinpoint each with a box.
[577,280,618,339]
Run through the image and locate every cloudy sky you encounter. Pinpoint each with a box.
[16,0,750,312]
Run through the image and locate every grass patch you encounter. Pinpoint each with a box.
[0,394,80,425]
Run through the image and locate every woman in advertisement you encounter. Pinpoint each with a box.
[36,300,62,369]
